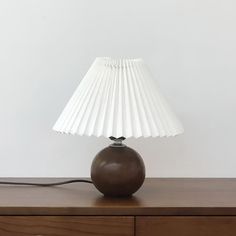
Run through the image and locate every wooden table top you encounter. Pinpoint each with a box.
[0,178,236,216]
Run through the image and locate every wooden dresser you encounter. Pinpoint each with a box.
[0,178,236,236]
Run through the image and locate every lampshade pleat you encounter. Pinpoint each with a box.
[53,58,184,138]
[127,60,143,137]
[134,62,164,136]
[87,66,111,136]
[138,63,174,136]
[132,60,153,137]
[132,63,152,136]
[102,67,116,137]
[123,60,133,137]
[56,63,98,132]
[77,67,106,135]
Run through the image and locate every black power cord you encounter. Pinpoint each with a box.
[0,179,93,187]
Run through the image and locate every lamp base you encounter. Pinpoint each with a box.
[91,138,145,197]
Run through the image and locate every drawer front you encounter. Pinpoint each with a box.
[136,216,236,236]
[0,216,134,236]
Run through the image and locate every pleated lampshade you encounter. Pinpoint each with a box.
[53,57,184,138]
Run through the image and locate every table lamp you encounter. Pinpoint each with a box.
[53,58,184,197]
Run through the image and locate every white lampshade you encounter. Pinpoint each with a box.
[53,58,184,138]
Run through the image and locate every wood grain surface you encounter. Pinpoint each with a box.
[0,178,236,215]
[0,216,134,236]
[136,216,236,236]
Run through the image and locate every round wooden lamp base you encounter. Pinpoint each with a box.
[91,139,145,197]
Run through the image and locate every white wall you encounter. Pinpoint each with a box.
[0,0,235,177]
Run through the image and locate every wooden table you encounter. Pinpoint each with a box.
[0,178,236,235]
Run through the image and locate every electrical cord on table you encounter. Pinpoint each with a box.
[0,179,93,187]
